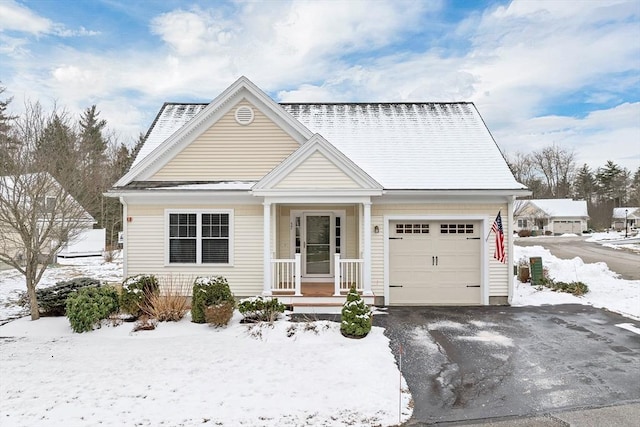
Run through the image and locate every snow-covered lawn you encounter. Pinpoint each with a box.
[0,230,638,426]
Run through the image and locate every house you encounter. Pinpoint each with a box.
[0,172,99,263]
[514,199,589,235]
[107,77,529,309]
[612,207,639,232]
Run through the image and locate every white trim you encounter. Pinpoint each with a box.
[253,133,382,192]
[289,209,347,279]
[163,209,234,266]
[362,202,373,296]
[120,197,128,277]
[507,197,515,305]
[263,202,272,296]
[116,76,313,187]
[383,214,488,305]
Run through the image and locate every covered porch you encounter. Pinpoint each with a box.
[261,200,375,309]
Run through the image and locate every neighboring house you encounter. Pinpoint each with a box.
[514,199,589,235]
[612,207,639,231]
[107,77,529,309]
[0,173,99,262]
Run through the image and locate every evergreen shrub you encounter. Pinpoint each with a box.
[119,274,159,317]
[237,296,285,322]
[340,286,372,338]
[27,277,102,316]
[191,276,235,324]
[66,286,119,333]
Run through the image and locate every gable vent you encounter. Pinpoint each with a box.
[235,106,254,125]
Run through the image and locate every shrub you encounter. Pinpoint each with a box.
[538,277,589,296]
[143,291,189,322]
[22,277,102,316]
[191,276,235,324]
[119,274,160,317]
[237,296,285,323]
[340,286,372,338]
[66,286,120,333]
[205,301,235,327]
[518,229,531,237]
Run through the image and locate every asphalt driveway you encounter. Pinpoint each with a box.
[374,305,640,425]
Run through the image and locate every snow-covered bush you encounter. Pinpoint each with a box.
[119,274,159,318]
[66,286,119,333]
[191,276,235,324]
[20,277,101,316]
[340,286,372,338]
[237,296,285,323]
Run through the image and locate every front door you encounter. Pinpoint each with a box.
[303,214,333,277]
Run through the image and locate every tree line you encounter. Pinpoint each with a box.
[506,144,640,229]
[0,85,143,246]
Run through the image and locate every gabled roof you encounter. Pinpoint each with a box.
[525,199,589,218]
[253,134,382,196]
[281,103,526,191]
[118,77,527,192]
[116,76,313,187]
[613,207,640,219]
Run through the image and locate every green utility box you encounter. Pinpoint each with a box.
[529,257,543,285]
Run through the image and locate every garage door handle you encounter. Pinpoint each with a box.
[432,256,438,266]
[390,285,403,288]
[467,237,480,240]
[389,237,403,240]
[466,285,480,288]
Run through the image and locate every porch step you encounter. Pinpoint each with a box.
[277,295,376,314]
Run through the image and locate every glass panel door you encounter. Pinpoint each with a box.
[305,215,331,275]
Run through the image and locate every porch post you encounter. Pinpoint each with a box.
[334,253,341,296]
[294,253,302,296]
[262,201,272,296]
[363,201,373,296]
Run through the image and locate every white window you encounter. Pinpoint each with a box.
[518,219,528,228]
[166,210,233,265]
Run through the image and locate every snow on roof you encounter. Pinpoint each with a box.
[281,103,524,190]
[132,103,207,168]
[151,181,256,191]
[134,101,526,191]
[613,207,640,218]
[528,199,589,217]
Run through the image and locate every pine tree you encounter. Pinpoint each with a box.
[595,161,629,206]
[573,164,596,202]
[340,286,372,338]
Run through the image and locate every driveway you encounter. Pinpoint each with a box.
[515,236,640,280]
[375,305,640,425]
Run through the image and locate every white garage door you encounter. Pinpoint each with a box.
[389,221,482,305]
[553,220,582,234]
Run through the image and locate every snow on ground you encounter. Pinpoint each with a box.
[0,313,412,427]
[1,231,639,425]
[512,243,640,320]
[0,255,412,427]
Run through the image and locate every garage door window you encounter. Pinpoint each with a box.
[396,223,429,234]
[440,224,474,234]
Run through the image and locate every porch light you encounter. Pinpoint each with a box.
[374,225,380,234]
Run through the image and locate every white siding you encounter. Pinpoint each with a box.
[150,100,300,181]
[274,152,361,189]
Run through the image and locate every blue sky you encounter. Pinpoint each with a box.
[1,0,639,172]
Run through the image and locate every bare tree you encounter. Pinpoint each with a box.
[530,144,576,198]
[0,104,95,320]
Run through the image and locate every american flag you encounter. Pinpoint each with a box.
[491,212,506,263]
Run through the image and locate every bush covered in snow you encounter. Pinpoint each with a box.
[340,286,372,338]
[237,296,285,323]
[20,277,102,316]
[66,286,119,333]
[119,274,159,318]
[191,276,235,324]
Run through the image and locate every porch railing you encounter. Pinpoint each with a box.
[271,254,301,296]
[334,255,364,296]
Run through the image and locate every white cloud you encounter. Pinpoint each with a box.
[0,0,52,34]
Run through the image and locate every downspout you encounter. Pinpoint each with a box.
[507,196,515,305]
[119,196,128,278]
